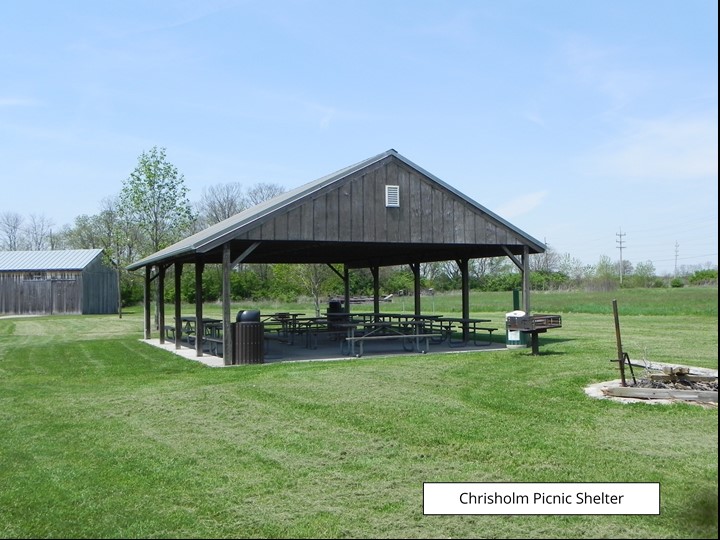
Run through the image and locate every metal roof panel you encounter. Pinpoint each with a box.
[0,249,104,271]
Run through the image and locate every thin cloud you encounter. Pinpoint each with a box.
[412,8,482,46]
[561,34,656,115]
[0,97,41,107]
[582,116,718,182]
[495,191,548,219]
[523,111,545,126]
[303,102,336,130]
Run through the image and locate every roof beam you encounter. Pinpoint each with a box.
[232,241,261,267]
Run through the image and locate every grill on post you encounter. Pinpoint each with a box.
[506,314,562,355]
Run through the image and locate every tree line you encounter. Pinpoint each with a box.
[1,146,716,308]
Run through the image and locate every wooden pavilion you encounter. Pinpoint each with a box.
[127,149,546,361]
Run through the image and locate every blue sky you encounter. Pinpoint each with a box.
[1,0,717,274]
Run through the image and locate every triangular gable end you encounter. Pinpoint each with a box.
[227,152,542,250]
[127,149,545,270]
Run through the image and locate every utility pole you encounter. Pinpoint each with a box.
[674,241,679,277]
[616,228,626,285]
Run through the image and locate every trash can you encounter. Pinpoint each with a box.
[234,310,264,364]
[236,309,261,323]
[505,310,528,349]
[327,299,346,331]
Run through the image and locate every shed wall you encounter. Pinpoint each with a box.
[0,256,118,315]
[82,268,119,314]
[0,272,83,314]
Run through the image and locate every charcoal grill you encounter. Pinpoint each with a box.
[506,314,562,355]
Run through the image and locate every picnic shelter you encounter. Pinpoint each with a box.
[127,149,546,362]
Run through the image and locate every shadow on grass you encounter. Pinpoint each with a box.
[681,487,719,533]
[520,350,566,357]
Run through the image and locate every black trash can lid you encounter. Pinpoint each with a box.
[238,309,261,322]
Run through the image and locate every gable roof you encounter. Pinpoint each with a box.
[0,249,104,272]
[128,149,545,271]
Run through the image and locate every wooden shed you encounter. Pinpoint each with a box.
[129,149,546,360]
[0,249,119,315]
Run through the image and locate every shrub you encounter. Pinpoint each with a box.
[688,269,718,286]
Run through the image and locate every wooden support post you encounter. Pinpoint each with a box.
[144,266,151,339]
[458,258,470,342]
[343,266,350,315]
[158,265,166,344]
[453,258,471,342]
[195,262,204,357]
[222,244,233,365]
[612,299,627,387]
[522,246,531,314]
[174,263,183,350]
[371,266,380,318]
[410,263,421,316]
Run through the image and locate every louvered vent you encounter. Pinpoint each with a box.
[385,185,400,207]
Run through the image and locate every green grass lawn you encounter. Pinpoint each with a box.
[1,288,717,539]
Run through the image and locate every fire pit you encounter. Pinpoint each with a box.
[586,362,718,406]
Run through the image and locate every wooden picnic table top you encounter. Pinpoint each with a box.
[439,317,493,324]
[180,316,222,323]
[294,317,329,326]
[349,312,444,321]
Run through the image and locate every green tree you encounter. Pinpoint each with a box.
[272,264,337,316]
[588,255,619,291]
[119,146,195,255]
[629,260,656,288]
[384,268,417,295]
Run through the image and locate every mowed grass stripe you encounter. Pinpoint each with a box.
[0,289,716,538]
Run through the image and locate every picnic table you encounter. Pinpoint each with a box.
[338,319,441,357]
[163,316,221,349]
[294,317,332,349]
[263,312,305,344]
[349,312,441,324]
[435,317,498,347]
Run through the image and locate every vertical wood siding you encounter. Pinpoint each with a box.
[233,158,524,248]
[0,255,118,315]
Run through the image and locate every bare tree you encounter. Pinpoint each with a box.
[49,224,73,249]
[197,182,248,225]
[556,253,588,285]
[246,182,285,207]
[420,261,443,281]
[243,182,286,277]
[439,260,462,283]
[26,214,54,250]
[530,242,560,273]
[470,258,490,281]
[0,211,25,250]
[294,263,334,316]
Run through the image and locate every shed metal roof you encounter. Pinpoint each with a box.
[0,249,104,272]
